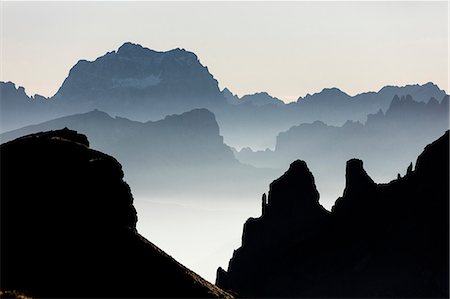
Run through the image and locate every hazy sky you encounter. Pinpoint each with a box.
[1,1,448,102]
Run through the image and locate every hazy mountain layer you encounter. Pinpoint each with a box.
[0,108,276,199]
[1,128,232,298]
[217,131,449,298]
[235,95,449,208]
[1,42,448,149]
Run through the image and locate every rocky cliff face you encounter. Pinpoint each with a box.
[217,160,331,297]
[217,131,449,298]
[0,128,232,298]
[52,42,226,120]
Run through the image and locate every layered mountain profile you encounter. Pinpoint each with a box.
[0,108,275,199]
[0,107,278,282]
[0,128,232,298]
[295,82,447,120]
[208,82,448,149]
[217,131,449,298]
[1,42,448,149]
[235,94,449,206]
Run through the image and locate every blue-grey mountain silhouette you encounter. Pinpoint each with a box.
[1,41,449,290]
[238,92,285,107]
[54,42,225,119]
[0,81,51,131]
[217,131,449,298]
[0,108,276,200]
[1,43,448,149]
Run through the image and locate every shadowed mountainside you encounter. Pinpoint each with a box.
[0,128,232,298]
[217,131,449,298]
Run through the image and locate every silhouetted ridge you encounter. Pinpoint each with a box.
[14,126,90,147]
[217,131,449,298]
[414,129,449,184]
[0,129,232,298]
[267,160,325,218]
[331,159,376,215]
[217,160,331,297]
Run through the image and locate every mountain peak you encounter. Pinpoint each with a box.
[343,159,375,197]
[117,42,145,53]
[331,158,376,214]
[322,87,344,93]
[319,87,348,96]
[267,159,323,217]
[240,91,284,106]
[54,43,222,110]
[118,41,143,51]
[301,87,351,103]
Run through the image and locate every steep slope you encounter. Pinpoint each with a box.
[0,128,232,298]
[217,131,449,298]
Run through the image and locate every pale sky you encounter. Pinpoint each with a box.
[1,1,448,102]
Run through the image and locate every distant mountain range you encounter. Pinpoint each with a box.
[1,42,448,203]
[217,131,449,298]
[0,108,276,200]
[1,128,232,298]
[235,94,449,206]
[1,42,449,291]
[1,42,448,149]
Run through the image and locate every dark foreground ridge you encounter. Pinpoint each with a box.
[0,128,232,298]
[217,130,449,298]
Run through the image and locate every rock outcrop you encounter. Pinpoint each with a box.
[217,131,449,298]
[0,128,232,298]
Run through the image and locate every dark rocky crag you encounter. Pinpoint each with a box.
[0,128,232,298]
[217,131,449,298]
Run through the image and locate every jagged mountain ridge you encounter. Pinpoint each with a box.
[235,94,449,206]
[0,128,232,298]
[217,131,449,298]
[54,42,225,116]
[1,42,448,149]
